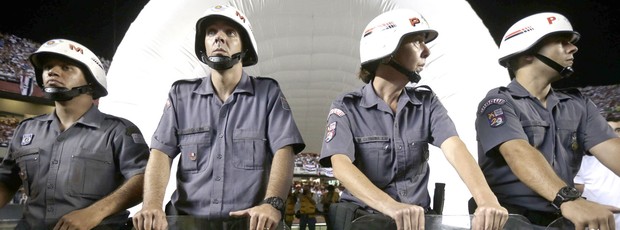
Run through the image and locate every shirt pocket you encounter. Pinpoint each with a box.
[521,120,549,148]
[69,148,115,199]
[406,140,429,179]
[14,148,40,196]
[556,119,581,168]
[232,129,267,170]
[355,136,391,188]
[177,127,212,174]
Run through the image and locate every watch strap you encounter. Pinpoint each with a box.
[551,186,580,210]
[261,196,285,213]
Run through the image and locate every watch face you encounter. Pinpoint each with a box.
[266,197,284,210]
[560,186,581,199]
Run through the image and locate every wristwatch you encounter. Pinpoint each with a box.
[261,197,285,213]
[551,186,581,210]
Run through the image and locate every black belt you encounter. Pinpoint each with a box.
[501,202,561,226]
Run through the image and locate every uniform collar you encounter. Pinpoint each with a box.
[195,71,254,96]
[359,82,422,110]
[359,82,380,108]
[506,80,571,102]
[37,105,103,129]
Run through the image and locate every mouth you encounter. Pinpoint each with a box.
[211,50,228,56]
[45,80,63,87]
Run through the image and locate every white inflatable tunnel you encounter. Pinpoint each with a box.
[99,0,510,218]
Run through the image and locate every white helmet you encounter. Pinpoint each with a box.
[195,5,258,67]
[29,39,108,98]
[498,12,580,67]
[360,9,438,67]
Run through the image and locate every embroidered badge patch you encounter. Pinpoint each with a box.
[487,108,505,127]
[328,108,345,119]
[164,99,171,110]
[479,98,506,114]
[325,122,337,143]
[126,126,146,144]
[21,134,34,146]
[281,96,290,110]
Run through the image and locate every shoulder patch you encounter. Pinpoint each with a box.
[164,98,172,110]
[486,108,505,127]
[280,95,290,110]
[479,98,506,114]
[324,122,337,143]
[328,108,345,119]
[126,126,146,144]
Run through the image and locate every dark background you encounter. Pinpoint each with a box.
[1,0,618,88]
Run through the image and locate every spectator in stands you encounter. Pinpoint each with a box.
[297,184,317,230]
[284,185,299,229]
[320,185,339,230]
[0,39,149,229]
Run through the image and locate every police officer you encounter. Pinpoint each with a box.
[319,9,507,230]
[475,12,620,229]
[132,5,305,230]
[0,39,149,229]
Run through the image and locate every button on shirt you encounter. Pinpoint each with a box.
[319,83,457,211]
[476,80,616,212]
[0,105,149,227]
[151,72,305,218]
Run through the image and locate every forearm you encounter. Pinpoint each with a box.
[590,138,620,177]
[499,139,567,201]
[331,154,397,213]
[264,146,294,200]
[441,137,498,205]
[142,149,172,209]
[86,174,144,219]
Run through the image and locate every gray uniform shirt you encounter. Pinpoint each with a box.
[476,80,616,212]
[0,105,149,227]
[319,83,457,211]
[151,72,305,218]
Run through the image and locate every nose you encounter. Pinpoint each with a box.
[213,30,226,44]
[45,65,61,77]
[420,43,431,59]
[566,42,578,54]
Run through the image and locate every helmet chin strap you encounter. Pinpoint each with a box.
[201,51,245,70]
[387,59,422,83]
[44,85,93,101]
[534,54,574,78]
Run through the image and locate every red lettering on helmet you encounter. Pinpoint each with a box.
[547,16,556,24]
[410,18,420,27]
[69,44,84,54]
[236,11,245,23]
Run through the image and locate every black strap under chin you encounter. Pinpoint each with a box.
[534,54,574,77]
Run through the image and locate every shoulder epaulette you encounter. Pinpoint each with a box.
[172,77,202,86]
[20,114,44,123]
[412,85,433,93]
[556,87,582,95]
[252,76,280,86]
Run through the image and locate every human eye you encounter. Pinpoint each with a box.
[205,28,217,36]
